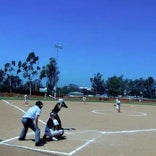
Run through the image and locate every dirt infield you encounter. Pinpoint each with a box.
[1,99,156,156]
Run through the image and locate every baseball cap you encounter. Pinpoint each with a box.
[35,101,43,109]
[57,98,68,108]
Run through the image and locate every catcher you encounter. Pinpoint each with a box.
[43,112,64,141]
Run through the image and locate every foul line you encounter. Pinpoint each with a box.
[1,142,69,156]
[68,138,96,156]
[2,100,46,124]
[101,128,156,134]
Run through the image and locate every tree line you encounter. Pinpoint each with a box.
[0,52,156,98]
[0,52,58,96]
[90,73,156,98]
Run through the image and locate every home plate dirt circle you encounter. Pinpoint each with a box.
[92,109,147,116]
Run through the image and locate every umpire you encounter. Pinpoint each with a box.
[19,101,44,146]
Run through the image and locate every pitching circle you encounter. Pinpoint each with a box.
[92,109,147,116]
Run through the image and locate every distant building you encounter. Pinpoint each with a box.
[79,87,91,91]
[68,91,84,97]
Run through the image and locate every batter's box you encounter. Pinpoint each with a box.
[1,130,102,155]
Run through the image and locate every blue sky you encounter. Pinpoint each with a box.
[0,0,156,87]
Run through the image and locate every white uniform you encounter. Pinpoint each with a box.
[116,98,120,112]
[44,118,63,137]
[82,96,87,104]
[24,95,29,106]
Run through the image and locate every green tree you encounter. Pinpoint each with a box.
[40,57,59,95]
[59,84,80,96]
[144,76,155,98]
[131,78,146,96]
[106,75,124,97]
[4,61,16,93]
[0,69,5,91]
[90,72,105,95]
[17,61,22,74]
[21,52,40,96]
[125,79,135,96]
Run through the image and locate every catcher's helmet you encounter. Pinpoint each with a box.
[50,112,56,118]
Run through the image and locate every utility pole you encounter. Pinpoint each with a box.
[54,44,63,98]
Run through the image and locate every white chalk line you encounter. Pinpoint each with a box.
[68,138,96,156]
[1,142,69,156]
[1,132,34,143]
[2,100,46,124]
[92,109,147,116]
[101,128,156,134]
[1,99,156,156]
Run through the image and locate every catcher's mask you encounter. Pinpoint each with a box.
[50,112,56,118]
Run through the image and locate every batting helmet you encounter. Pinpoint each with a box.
[57,98,68,108]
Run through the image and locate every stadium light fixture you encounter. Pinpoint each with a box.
[54,44,63,61]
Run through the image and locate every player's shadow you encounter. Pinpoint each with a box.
[24,139,35,142]
[63,127,76,131]
[44,135,67,143]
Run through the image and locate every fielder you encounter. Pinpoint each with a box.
[24,94,29,106]
[82,96,87,104]
[115,98,121,112]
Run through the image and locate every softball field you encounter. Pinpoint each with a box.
[1,99,156,156]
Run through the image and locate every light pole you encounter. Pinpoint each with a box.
[55,44,63,61]
[54,44,63,98]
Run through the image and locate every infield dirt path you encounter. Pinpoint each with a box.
[1,99,156,156]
